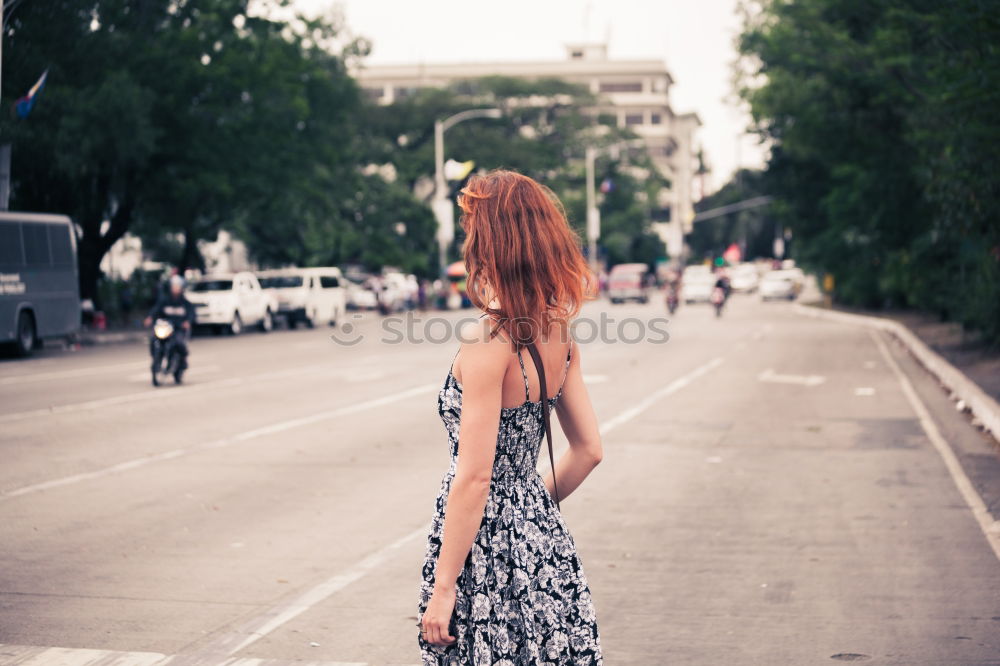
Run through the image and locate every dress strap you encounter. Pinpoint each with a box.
[556,341,573,396]
[516,348,531,401]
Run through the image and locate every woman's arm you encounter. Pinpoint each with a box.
[546,344,603,501]
[421,320,508,646]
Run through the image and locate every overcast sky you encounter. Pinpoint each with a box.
[294,0,768,193]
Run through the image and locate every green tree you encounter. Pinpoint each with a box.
[359,76,669,267]
[738,0,1000,340]
[689,169,774,262]
[2,0,366,300]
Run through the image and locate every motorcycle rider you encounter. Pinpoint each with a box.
[664,267,682,314]
[143,274,195,373]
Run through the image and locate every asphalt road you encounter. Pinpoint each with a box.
[1,295,999,666]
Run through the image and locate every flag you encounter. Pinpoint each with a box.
[15,69,48,119]
[723,243,742,265]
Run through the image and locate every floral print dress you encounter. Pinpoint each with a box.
[418,344,603,665]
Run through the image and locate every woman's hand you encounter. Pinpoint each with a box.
[421,585,457,646]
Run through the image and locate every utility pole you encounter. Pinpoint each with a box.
[584,139,646,274]
[585,146,598,274]
[432,108,502,276]
[0,0,9,211]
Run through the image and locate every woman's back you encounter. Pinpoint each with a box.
[417,170,603,665]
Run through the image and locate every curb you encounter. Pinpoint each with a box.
[78,330,147,346]
[793,302,1000,443]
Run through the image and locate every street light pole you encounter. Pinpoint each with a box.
[432,108,502,276]
[584,139,646,275]
[585,146,598,274]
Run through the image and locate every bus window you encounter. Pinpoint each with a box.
[0,222,20,264]
[49,224,74,265]
[23,223,50,265]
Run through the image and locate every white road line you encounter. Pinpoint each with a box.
[174,526,428,661]
[0,643,166,665]
[0,361,148,385]
[599,356,724,435]
[0,383,438,500]
[0,643,374,666]
[126,364,222,382]
[166,353,726,660]
[0,364,335,425]
[758,368,826,387]
[871,330,1000,562]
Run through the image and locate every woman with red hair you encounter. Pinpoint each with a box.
[418,170,604,664]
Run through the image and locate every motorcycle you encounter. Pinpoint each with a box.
[665,284,680,315]
[711,286,727,318]
[150,318,185,386]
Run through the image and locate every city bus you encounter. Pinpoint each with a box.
[0,211,80,355]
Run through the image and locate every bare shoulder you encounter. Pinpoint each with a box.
[455,316,511,378]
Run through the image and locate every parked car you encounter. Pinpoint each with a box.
[258,267,346,328]
[186,272,276,334]
[607,263,650,304]
[759,269,802,301]
[729,263,760,293]
[346,278,377,310]
[683,272,717,304]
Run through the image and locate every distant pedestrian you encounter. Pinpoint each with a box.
[417,279,429,311]
[417,170,603,664]
[119,284,133,326]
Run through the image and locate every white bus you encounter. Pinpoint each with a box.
[0,212,80,355]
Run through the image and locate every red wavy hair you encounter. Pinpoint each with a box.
[459,169,595,347]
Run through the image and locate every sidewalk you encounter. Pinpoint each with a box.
[78,327,148,346]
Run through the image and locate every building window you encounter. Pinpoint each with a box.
[650,113,662,125]
[652,144,675,157]
[599,81,643,93]
[625,113,644,126]
[570,50,584,59]
[393,86,418,100]
[363,87,384,101]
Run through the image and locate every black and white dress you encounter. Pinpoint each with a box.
[417,344,603,665]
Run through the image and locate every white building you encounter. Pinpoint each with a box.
[355,43,701,259]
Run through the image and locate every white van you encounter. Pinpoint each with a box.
[186,272,276,335]
[257,267,346,328]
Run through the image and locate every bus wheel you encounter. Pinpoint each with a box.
[15,311,36,356]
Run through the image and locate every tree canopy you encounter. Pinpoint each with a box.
[738,0,1000,342]
[3,2,674,304]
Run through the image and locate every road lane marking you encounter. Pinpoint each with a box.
[0,361,147,385]
[871,330,1000,562]
[599,356,724,435]
[0,364,343,424]
[0,643,374,665]
[0,384,438,500]
[758,368,826,387]
[175,354,726,659]
[0,643,167,665]
[126,364,222,382]
[173,526,428,661]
